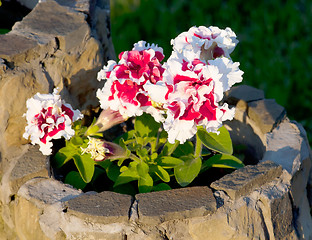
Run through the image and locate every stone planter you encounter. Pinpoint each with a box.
[1,1,312,240]
[1,84,312,240]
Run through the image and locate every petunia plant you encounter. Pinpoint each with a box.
[23,26,245,194]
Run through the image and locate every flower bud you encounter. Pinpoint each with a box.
[86,108,127,136]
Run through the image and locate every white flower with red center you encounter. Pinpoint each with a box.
[171,26,238,62]
[162,54,237,143]
[23,89,83,155]
[97,41,166,121]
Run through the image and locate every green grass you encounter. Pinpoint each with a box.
[110,0,312,144]
[0,29,9,34]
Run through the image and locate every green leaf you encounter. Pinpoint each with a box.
[136,161,149,177]
[114,162,139,187]
[202,154,244,170]
[172,141,194,157]
[114,129,135,143]
[157,130,168,148]
[158,156,184,168]
[85,124,100,136]
[136,148,149,160]
[150,165,170,182]
[54,143,79,168]
[71,136,84,146]
[152,183,171,192]
[53,152,70,168]
[64,171,88,190]
[174,156,202,187]
[106,163,121,182]
[197,126,233,155]
[114,182,136,196]
[138,173,153,193]
[134,113,160,137]
[114,170,139,187]
[96,161,120,182]
[59,145,76,157]
[160,140,179,156]
[96,160,111,170]
[73,154,95,183]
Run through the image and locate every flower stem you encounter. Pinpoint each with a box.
[129,153,141,162]
[167,140,180,156]
[194,133,202,158]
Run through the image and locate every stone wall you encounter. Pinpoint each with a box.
[1,1,312,239]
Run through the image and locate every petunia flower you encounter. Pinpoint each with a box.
[96,41,166,122]
[23,89,83,155]
[81,137,127,161]
[162,54,239,143]
[171,26,238,62]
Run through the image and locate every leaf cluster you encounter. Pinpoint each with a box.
[53,115,244,194]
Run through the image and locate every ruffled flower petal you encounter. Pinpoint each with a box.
[171,26,238,62]
[23,89,83,155]
[97,40,166,119]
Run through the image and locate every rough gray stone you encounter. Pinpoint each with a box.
[211,161,283,200]
[262,120,311,176]
[18,178,81,207]
[270,189,294,239]
[248,99,286,134]
[12,0,88,48]
[136,186,216,225]
[15,178,81,240]
[66,191,133,224]
[0,34,37,60]
[17,0,38,9]
[10,145,49,194]
[225,85,265,105]
[225,117,266,164]
[290,157,311,208]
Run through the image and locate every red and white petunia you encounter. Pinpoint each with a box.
[23,89,83,155]
[171,26,238,62]
[97,41,166,121]
[162,54,237,143]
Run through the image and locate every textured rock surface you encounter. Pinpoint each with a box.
[135,186,216,225]
[225,84,265,105]
[248,99,286,134]
[9,145,49,194]
[15,178,81,240]
[210,161,283,200]
[0,0,115,158]
[66,191,133,224]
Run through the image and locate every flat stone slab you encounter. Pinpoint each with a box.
[225,85,265,105]
[18,178,81,208]
[66,191,133,224]
[248,99,286,134]
[0,33,37,59]
[211,161,283,200]
[11,0,88,48]
[10,145,49,193]
[135,186,216,225]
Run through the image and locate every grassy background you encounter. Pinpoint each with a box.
[110,0,312,144]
